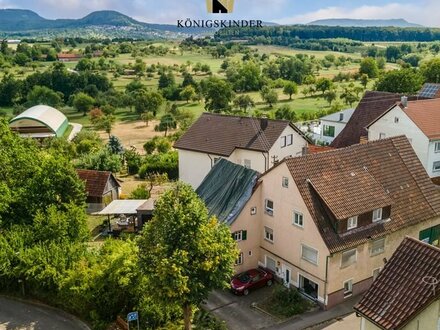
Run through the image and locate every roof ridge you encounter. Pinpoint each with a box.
[404,235,440,253]
[201,112,290,124]
[390,137,439,216]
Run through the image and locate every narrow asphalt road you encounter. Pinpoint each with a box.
[0,296,90,330]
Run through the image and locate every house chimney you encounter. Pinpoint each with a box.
[339,112,344,121]
[401,96,408,108]
[260,117,268,131]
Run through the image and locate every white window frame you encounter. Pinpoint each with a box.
[301,244,318,265]
[379,133,386,139]
[235,252,243,265]
[372,267,381,281]
[286,134,293,146]
[243,159,251,169]
[372,208,383,222]
[265,199,274,216]
[394,117,399,123]
[293,211,304,228]
[282,176,289,188]
[435,141,440,153]
[433,161,440,172]
[347,216,358,230]
[234,231,243,242]
[343,279,353,298]
[341,249,357,268]
[264,227,274,243]
[370,238,385,256]
[280,136,287,148]
[250,207,257,215]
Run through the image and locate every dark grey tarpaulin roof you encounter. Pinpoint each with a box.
[196,159,259,225]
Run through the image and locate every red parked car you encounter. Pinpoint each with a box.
[230,268,274,295]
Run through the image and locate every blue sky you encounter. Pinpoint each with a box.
[1,0,439,26]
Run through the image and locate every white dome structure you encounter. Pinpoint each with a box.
[9,105,69,138]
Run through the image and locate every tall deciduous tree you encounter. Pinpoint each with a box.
[137,183,237,330]
[73,92,95,116]
[283,81,298,100]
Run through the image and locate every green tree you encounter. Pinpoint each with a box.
[180,85,196,103]
[421,58,440,83]
[283,81,298,100]
[73,92,95,116]
[315,78,333,95]
[201,77,234,113]
[360,74,369,88]
[233,95,255,112]
[137,183,237,330]
[134,90,164,116]
[27,85,63,108]
[141,112,155,127]
[375,69,424,94]
[274,105,297,122]
[107,135,124,154]
[359,57,379,78]
[260,86,278,108]
[323,89,337,106]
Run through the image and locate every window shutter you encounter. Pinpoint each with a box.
[242,230,247,240]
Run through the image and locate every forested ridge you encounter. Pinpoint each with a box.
[215,25,440,42]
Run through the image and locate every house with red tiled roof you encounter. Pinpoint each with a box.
[354,237,440,330]
[174,113,312,188]
[367,97,440,178]
[330,91,425,149]
[226,136,440,308]
[76,169,121,212]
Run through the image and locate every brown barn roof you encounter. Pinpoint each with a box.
[284,136,440,253]
[174,113,311,156]
[331,91,408,148]
[76,169,120,198]
[354,237,440,330]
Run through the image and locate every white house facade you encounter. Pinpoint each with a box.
[175,113,310,188]
[314,108,354,145]
[367,98,440,178]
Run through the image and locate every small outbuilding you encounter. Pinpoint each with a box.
[76,169,121,213]
[9,105,69,138]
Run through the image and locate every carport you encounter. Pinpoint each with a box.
[96,199,154,233]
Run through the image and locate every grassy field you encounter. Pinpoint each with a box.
[249,45,363,59]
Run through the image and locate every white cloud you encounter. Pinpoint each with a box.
[276,1,440,27]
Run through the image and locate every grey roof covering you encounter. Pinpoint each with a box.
[320,108,355,123]
[196,159,259,225]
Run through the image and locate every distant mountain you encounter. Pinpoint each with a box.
[0,9,211,38]
[307,18,423,28]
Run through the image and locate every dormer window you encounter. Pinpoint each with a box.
[347,216,358,230]
[372,208,383,222]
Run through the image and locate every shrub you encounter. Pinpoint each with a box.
[263,286,313,318]
[129,184,150,199]
[138,151,178,180]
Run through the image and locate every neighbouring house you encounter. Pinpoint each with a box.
[330,91,420,148]
[367,97,440,178]
[9,105,69,138]
[76,169,121,213]
[227,135,440,308]
[174,113,311,188]
[57,53,83,62]
[196,159,260,273]
[313,108,355,145]
[354,237,440,330]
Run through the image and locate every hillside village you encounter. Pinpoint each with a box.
[1,5,440,330]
